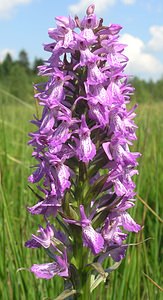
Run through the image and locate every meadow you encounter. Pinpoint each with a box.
[0,89,162,300]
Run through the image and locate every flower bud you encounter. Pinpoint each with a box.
[86,4,95,15]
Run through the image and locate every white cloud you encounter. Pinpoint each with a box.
[0,0,32,19]
[0,48,15,62]
[120,33,163,81]
[148,25,163,52]
[121,0,135,4]
[69,0,116,15]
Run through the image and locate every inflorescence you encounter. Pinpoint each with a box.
[25,4,141,281]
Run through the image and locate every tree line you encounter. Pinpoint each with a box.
[0,50,43,102]
[0,50,163,103]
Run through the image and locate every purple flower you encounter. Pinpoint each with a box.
[28,160,45,184]
[102,217,127,247]
[102,138,140,167]
[108,245,127,262]
[87,60,107,84]
[25,223,55,249]
[80,205,104,255]
[76,115,96,163]
[50,16,76,49]
[63,205,104,255]
[74,40,98,69]
[120,212,141,232]
[36,70,71,108]
[31,251,69,279]
[39,111,55,134]
[27,196,61,217]
[45,155,71,195]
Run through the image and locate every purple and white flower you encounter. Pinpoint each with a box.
[25,4,141,287]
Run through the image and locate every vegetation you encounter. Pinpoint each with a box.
[0,51,162,299]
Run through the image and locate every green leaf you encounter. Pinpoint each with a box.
[92,208,109,229]
[90,174,108,197]
[87,262,106,278]
[90,273,108,293]
[50,237,65,251]
[90,261,122,293]
[88,263,108,293]
[54,289,77,300]
[88,155,108,177]
[78,161,88,182]
[92,195,124,228]
[105,261,122,274]
[85,174,108,204]
[62,192,79,220]
[56,215,71,237]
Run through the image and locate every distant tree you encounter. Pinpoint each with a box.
[155,77,163,101]
[132,77,153,103]
[0,63,3,79]
[8,63,30,100]
[18,49,30,72]
[1,53,13,76]
[33,57,44,74]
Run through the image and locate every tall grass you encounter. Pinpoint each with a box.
[0,90,162,299]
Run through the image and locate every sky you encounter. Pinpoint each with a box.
[0,0,163,81]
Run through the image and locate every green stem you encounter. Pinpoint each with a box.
[73,271,91,300]
[71,162,91,299]
[82,272,91,300]
[72,248,92,299]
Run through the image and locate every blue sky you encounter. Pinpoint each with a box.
[0,0,163,81]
